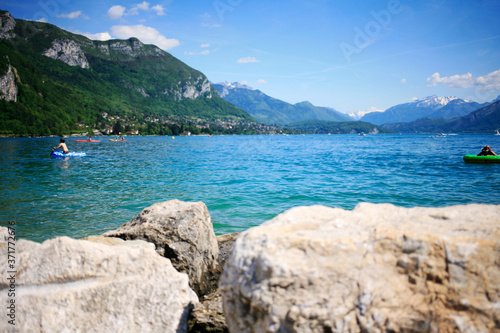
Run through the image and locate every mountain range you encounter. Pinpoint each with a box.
[212,82,352,125]
[360,95,492,125]
[0,9,498,136]
[0,10,254,136]
[383,100,500,133]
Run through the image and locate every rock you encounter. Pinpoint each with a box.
[217,232,240,269]
[187,233,239,333]
[103,199,220,297]
[42,39,90,69]
[220,203,500,332]
[0,236,198,333]
[189,290,228,333]
[0,11,16,39]
[0,226,10,250]
[83,235,156,251]
[0,64,18,102]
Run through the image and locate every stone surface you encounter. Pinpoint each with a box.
[103,199,220,297]
[0,11,15,39]
[83,235,156,251]
[42,39,90,69]
[220,203,500,332]
[189,290,228,333]
[0,236,198,333]
[217,232,240,269]
[0,64,18,102]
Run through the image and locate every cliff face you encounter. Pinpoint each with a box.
[42,39,90,69]
[96,38,164,58]
[2,11,214,102]
[0,11,15,39]
[164,76,212,101]
[0,63,18,102]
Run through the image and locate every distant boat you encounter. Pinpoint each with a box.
[359,132,366,136]
[495,129,500,135]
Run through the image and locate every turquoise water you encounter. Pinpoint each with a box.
[1,134,499,242]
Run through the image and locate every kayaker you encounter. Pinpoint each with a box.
[53,138,69,154]
[477,145,497,156]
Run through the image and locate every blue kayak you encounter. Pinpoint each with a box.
[51,151,86,157]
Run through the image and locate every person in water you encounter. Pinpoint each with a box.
[477,145,497,156]
[53,138,69,154]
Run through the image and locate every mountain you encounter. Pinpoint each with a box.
[348,108,384,120]
[212,82,353,125]
[360,95,489,125]
[286,120,394,134]
[383,100,500,133]
[0,11,255,136]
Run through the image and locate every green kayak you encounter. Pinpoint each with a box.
[463,155,500,163]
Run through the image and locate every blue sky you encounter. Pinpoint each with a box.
[1,0,500,114]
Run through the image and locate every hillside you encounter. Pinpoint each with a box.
[361,95,489,125]
[383,100,500,133]
[0,11,256,136]
[286,120,394,134]
[213,82,352,125]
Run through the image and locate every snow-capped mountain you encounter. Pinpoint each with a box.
[348,107,385,120]
[360,95,489,125]
[213,81,254,97]
[414,95,461,108]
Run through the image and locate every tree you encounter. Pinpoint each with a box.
[112,120,123,135]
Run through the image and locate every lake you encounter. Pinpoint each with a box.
[1,134,499,242]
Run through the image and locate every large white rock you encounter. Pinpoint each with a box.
[220,203,500,332]
[103,199,221,297]
[0,236,198,333]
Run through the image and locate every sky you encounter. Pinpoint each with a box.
[1,0,500,115]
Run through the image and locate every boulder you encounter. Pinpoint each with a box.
[103,199,220,297]
[0,236,198,333]
[220,203,500,332]
[83,235,156,251]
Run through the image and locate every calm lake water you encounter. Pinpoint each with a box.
[1,134,499,242]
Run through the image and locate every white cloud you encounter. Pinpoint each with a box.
[111,25,180,50]
[107,5,126,19]
[426,69,500,90]
[82,32,113,41]
[128,2,165,16]
[427,72,474,89]
[476,69,500,90]
[152,4,165,16]
[137,1,150,11]
[36,17,47,23]
[401,78,407,84]
[200,43,210,48]
[57,11,87,19]
[237,56,260,64]
[256,79,267,85]
[185,50,210,56]
[202,22,222,28]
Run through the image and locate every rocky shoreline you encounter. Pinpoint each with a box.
[1,200,499,332]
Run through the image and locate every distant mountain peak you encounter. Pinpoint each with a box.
[415,95,460,108]
[215,81,254,90]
